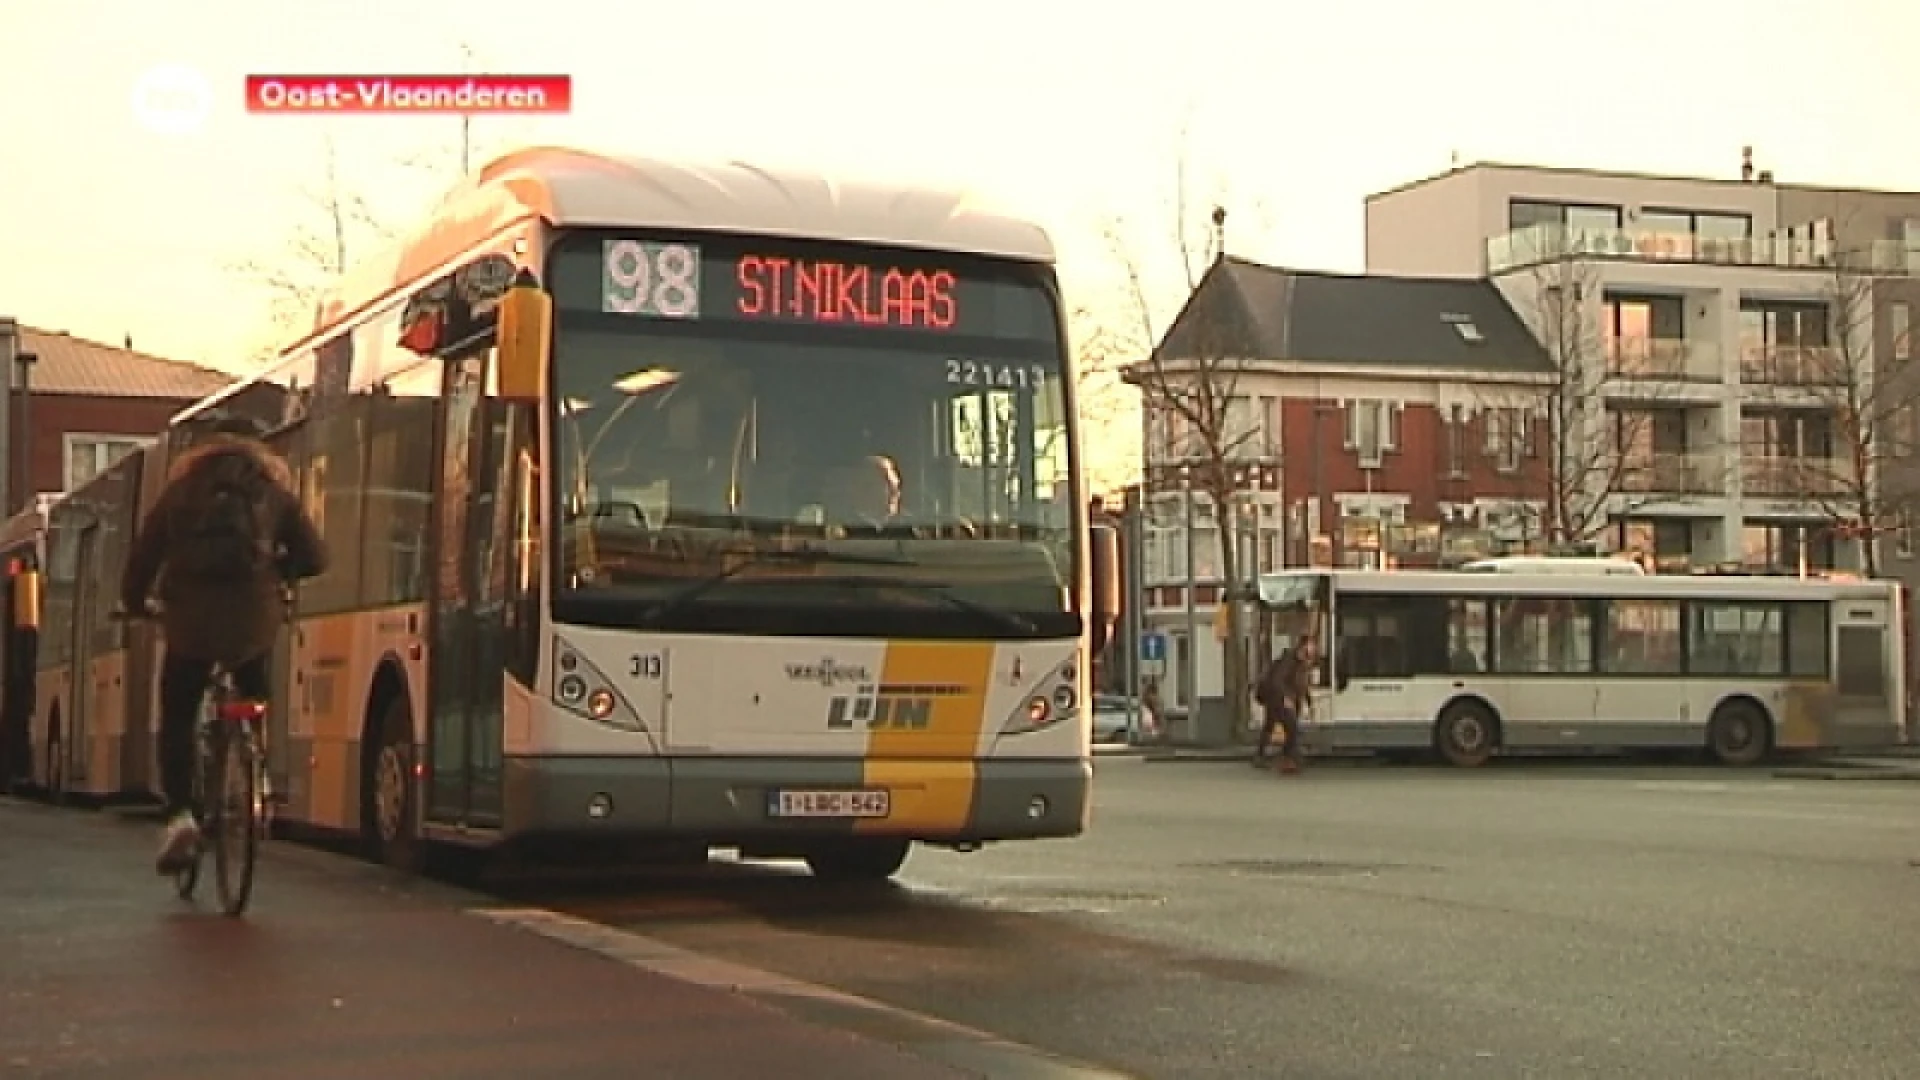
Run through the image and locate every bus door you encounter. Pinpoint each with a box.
[65,522,101,790]
[1328,594,1420,740]
[425,349,512,829]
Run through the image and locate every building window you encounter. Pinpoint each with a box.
[1344,400,1397,467]
[1893,302,1911,363]
[1447,405,1467,477]
[1484,408,1526,472]
[63,433,153,492]
[1508,200,1622,233]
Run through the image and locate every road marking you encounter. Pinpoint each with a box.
[478,907,1136,1079]
[1633,781,1736,793]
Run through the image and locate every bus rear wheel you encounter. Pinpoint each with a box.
[1707,699,1771,767]
[364,695,421,872]
[804,838,911,882]
[1434,701,1498,768]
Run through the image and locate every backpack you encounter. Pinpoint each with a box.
[169,472,275,582]
[1256,650,1298,707]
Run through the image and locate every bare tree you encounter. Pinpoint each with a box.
[1493,255,1713,556]
[394,42,523,183]
[225,133,403,350]
[1761,257,1920,576]
[1112,140,1271,738]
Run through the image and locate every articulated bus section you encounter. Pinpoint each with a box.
[26,449,155,801]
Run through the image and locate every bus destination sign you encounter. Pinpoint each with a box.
[600,238,969,334]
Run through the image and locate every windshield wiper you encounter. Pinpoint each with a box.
[638,546,913,624]
[807,574,1039,634]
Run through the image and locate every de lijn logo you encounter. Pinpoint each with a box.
[131,64,214,136]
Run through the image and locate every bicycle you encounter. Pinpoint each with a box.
[112,608,271,917]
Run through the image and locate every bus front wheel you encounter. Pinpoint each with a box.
[804,838,911,882]
[1434,701,1498,768]
[1707,699,1771,767]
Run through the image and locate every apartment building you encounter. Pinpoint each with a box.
[1364,153,1920,574]
[1123,256,1552,720]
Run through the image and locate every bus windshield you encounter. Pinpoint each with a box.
[544,228,1076,638]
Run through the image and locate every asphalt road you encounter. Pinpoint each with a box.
[513,758,1920,1080]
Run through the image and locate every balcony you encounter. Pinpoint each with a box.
[1615,451,1725,496]
[1487,224,1914,275]
[1742,456,1851,498]
[1605,339,1720,383]
[1738,345,1845,388]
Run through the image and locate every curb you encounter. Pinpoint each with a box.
[1772,766,1920,782]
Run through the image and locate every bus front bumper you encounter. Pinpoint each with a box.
[499,755,1092,844]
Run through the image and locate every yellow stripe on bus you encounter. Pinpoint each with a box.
[856,642,993,834]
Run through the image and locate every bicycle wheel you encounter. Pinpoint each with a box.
[212,729,262,917]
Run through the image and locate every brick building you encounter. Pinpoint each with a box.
[7,326,234,507]
[1123,255,1552,718]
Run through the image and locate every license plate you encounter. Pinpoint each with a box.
[767,788,890,819]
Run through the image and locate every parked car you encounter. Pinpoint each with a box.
[1091,694,1156,744]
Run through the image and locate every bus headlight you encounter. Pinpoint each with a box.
[551,638,648,733]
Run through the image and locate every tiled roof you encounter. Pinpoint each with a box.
[14,327,235,400]
[1148,256,1553,375]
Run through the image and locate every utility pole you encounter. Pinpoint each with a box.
[1181,463,1198,738]
[15,352,35,509]
[0,317,16,518]
[1122,484,1146,739]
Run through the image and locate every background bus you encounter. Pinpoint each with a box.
[0,495,56,791]
[29,147,1118,882]
[1255,568,1907,767]
[23,446,162,802]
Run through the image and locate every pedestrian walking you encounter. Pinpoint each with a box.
[1253,637,1316,774]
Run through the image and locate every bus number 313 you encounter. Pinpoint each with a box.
[629,654,664,679]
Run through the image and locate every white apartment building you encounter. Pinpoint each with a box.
[1364,158,1920,573]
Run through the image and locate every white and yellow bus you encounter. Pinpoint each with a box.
[1,495,57,792]
[59,147,1117,880]
[1256,568,1907,767]
[22,452,168,803]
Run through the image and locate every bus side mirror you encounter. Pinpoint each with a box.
[1087,523,1121,655]
[497,267,551,402]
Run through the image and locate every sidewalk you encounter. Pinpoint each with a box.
[0,798,1094,1079]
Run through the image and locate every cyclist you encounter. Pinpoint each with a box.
[119,410,326,874]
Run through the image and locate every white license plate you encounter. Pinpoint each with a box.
[767,789,891,819]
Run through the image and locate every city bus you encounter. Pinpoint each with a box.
[1255,568,1907,767]
[0,495,56,791]
[21,449,160,802]
[55,146,1116,880]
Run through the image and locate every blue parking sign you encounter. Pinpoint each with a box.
[1141,633,1167,663]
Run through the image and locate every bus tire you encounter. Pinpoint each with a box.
[804,838,911,882]
[1434,700,1498,769]
[364,694,421,872]
[1707,698,1771,768]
